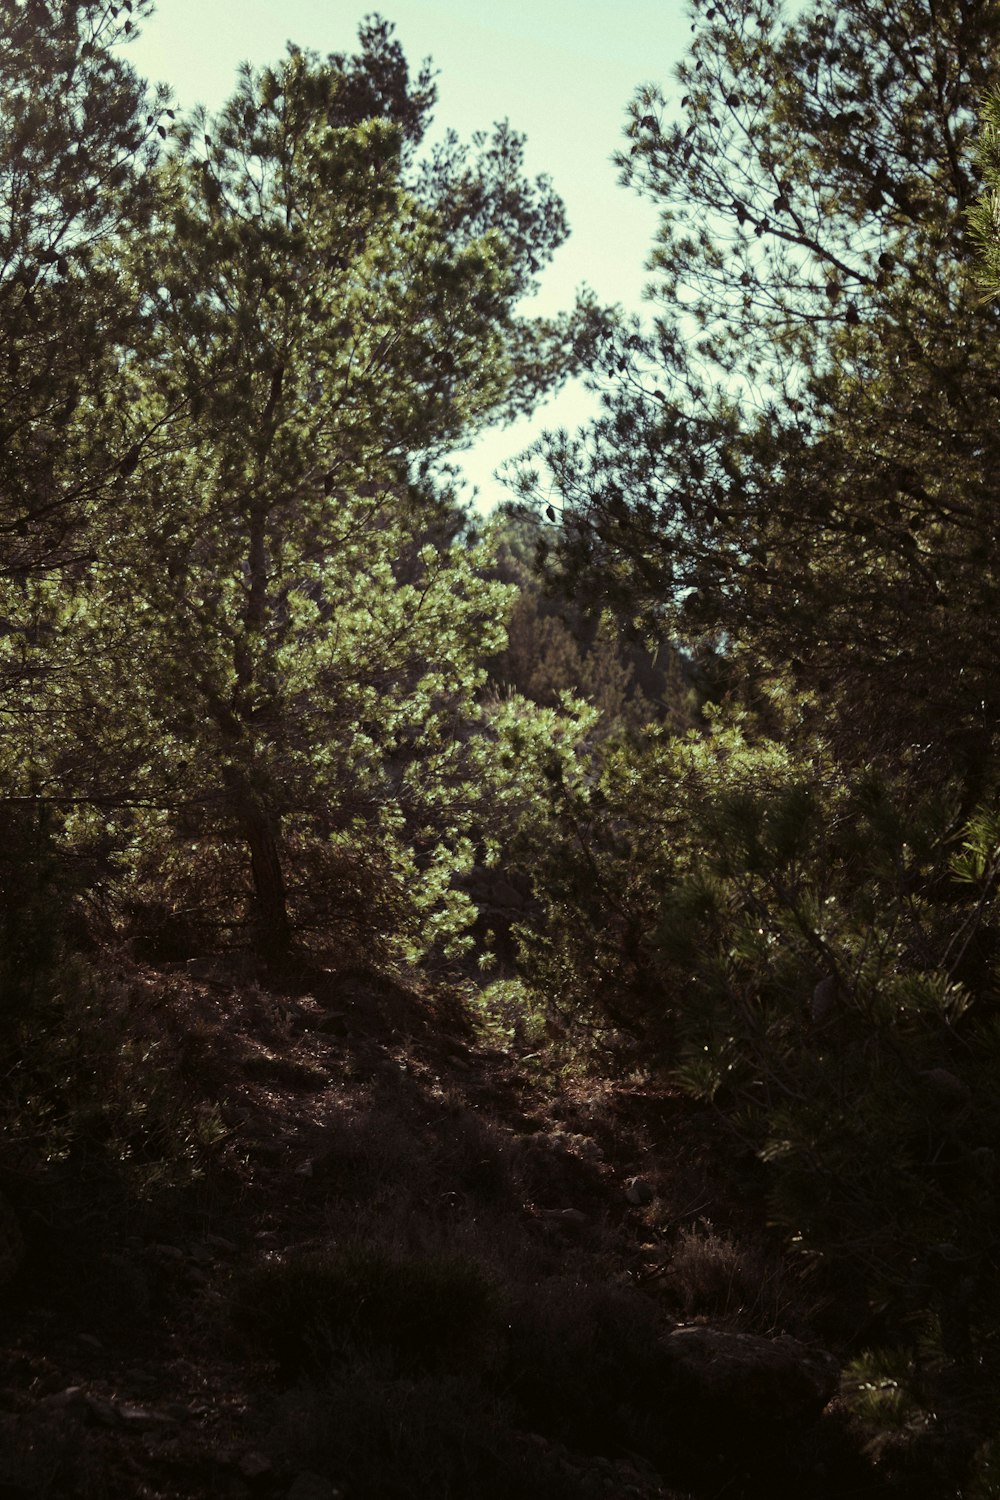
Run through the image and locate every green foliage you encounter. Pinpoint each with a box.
[467,977,549,1048]
[0,955,223,1195]
[483,510,701,738]
[509,693,1000,1452]
[499,17,1000,1473]
[970,89,1000,296]
[515,0,1000,782]
[94,39,558,961]
[841,1347,936,1452]
[0,15,588,971]
[0,0,167,582]
[0,3,171,886]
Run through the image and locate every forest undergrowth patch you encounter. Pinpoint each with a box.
[0,949,908,1500]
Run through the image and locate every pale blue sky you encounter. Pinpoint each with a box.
[128,1,690,509]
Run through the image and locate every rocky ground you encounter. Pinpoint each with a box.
[0,957,887,1498]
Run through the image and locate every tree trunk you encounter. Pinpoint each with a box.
[243,800,292,967]
[223,766,293,968]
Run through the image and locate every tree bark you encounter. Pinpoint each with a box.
[223,765,292,968]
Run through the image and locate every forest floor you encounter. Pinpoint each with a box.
[0,954,889,1499]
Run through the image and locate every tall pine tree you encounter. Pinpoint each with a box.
[517,0,1000,782]
[50,24,586,964]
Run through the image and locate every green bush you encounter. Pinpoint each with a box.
[509,696,1000,1467]
[0,955,224,1197]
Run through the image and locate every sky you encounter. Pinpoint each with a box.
[127,1,691,510]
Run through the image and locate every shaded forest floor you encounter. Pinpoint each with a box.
[0,955,898,1499]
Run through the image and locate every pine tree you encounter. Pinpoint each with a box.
[969,85,1000,290]
[516,0,1000,781]
[0,0,166,991]
[0,0,165,581]
[69,26,585,965]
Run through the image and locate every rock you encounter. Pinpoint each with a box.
[918,1068,970,1110]
[83,1394,120,1427]
[540,1207,588,1228]
[41,1388,124,1429]
[39,1386,89,1417]
[972,1145,996,1176]
[810,975,838,1025]
[204,1234,239,1253]
[238,1450,273,1478]
[162,1402,195,1423]
[186,957,226,986]
[663,1325,838,1425]
[147,1242,185,1262]
[625,1176,654,1206]
[117,1403,178,1427]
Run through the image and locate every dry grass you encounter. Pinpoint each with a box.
[230,1243,505,1377]
[659,1219,796,1334]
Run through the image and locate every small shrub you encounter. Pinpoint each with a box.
[840,1342,982,1494]
[468,978,548,1049]
[499,1276,667,1457]
[665,1219,792,1332]
[842,1347,934,1452]
[0,958,219,1196]
[231,1244,504,1376]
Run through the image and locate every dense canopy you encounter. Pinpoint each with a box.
[6,3,1000,1494]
